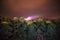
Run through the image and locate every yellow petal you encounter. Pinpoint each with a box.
[46,20,51,24]
[19,17,25,22]
[13,17,18,21]
[1,21,9,24]
[37,18,43,22]
[26,20,33,25]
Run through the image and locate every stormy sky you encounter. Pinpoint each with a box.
[0,0,60,19]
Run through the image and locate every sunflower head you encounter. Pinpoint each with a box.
[13,17,18,21]
[46,20,52,24]
[1,21,9,24]
[37,18,43,22]
[26,20,33,25]
[19,17,25,22]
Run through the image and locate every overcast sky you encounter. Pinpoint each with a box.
[0,0,60,19]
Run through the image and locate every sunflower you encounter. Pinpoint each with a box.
[46,20,51,24]
[26,20,33,25]
[13,17,18,21]
[19,17,25,22]
[37,18,43,22]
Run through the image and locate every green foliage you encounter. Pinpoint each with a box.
[0,17,59,40]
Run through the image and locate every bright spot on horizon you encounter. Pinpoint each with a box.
[25,15,40,21]
[25,17,32,21]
